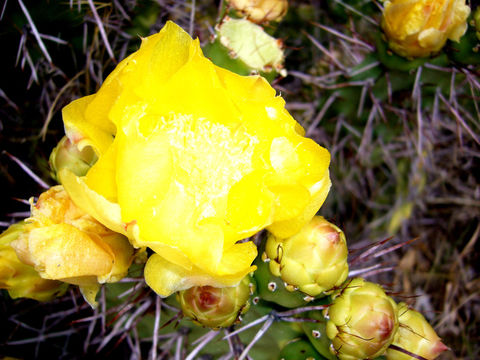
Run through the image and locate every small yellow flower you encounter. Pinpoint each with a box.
[0,223,67,301]
[11,186,134,307]
[227,0,288,23]
[381,0,471,58]
[386,302,448,360]
[59,21,331,297]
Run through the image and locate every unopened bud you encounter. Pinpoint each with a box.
[177,276,252,329]
[386,302,448,360]
[325,278,399,360]
[227,0,288,23]
[49,136,97,182]
[266,216,348,297]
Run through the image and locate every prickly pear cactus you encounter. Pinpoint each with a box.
[0,0,477,359]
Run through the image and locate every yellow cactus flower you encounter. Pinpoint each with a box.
[381,0,471,58]
[0,223,67,301]
[266,216,348,296]
[58,21,331,297]
[11,186,134,307]
[325,278,399,360]
[227,0,288,23]
[386,302,448,360]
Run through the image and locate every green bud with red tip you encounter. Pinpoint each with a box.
[266,216,349,297]
[177,276,253,329]
[386,302,448,360]
[325,278,399,360]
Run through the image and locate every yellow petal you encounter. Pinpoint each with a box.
[268,171,331,238]
[226,172,275,238]
[269,184,311,222]
[97,233,134,283]
[62,95,114,156]
[116,122,173,223]
[144,244,256,298]
[20,223,113,280]
[59,169,126,236]
[80,283,101,308]
[85,139,118,202]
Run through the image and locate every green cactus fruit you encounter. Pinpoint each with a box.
[177,276,253,329]
[266,216,349,297]
[325,278,399,360]
[278,338,326,360]
[49,136,97,182]
[386,302,448,360]
[254,250,312,308]
[204,17,285,80]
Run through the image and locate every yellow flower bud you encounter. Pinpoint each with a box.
[386,302,448,360]
[227,0,288,23]
[177,276,252,329]
[0,223,67,301]
[11,186,134,307]
[325,278,399,360]
[59,21,331,297]
[49,136,97,182]
[381,0,471,58]
[265,216,348,297]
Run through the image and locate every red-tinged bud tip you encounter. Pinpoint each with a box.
[432,341,449,356]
